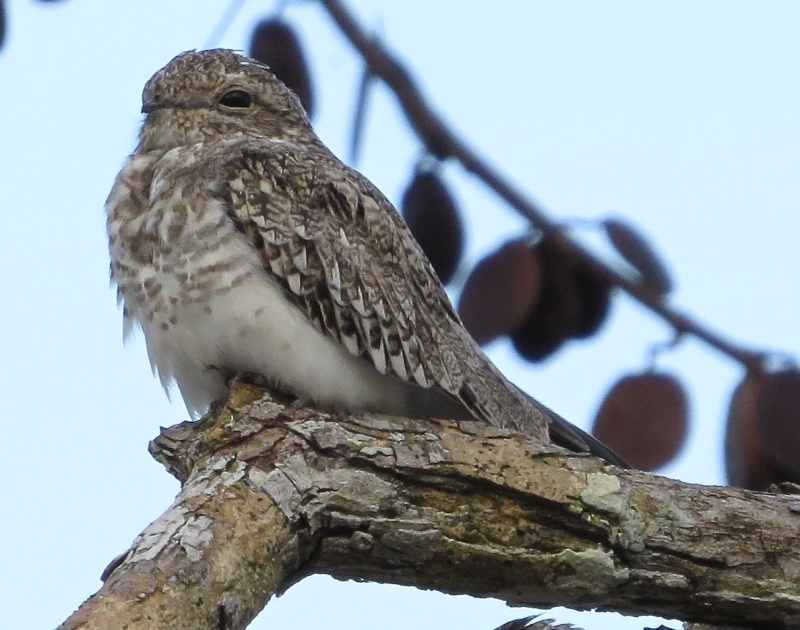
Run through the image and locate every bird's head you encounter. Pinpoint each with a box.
[137,49,313,152]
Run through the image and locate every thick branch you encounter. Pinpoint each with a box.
[60,383,800,629]
[318,0,764,371]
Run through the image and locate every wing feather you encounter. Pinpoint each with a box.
[213,140,549,442]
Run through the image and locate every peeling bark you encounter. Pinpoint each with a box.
[59,383,800,629]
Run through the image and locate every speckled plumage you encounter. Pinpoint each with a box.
[107,50,625,463]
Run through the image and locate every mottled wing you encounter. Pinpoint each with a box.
[214,140,547,440]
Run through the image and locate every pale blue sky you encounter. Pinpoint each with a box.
[3,2,799,629]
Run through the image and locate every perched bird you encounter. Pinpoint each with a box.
[106,49,626,467]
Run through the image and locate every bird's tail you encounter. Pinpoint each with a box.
[520,391,630,468]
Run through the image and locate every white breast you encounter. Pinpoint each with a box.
[143,262,426,418]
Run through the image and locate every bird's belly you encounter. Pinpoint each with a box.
[141,270,413,418]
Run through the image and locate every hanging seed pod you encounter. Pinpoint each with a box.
[401,170,465,285]
[755,370,800,482]
[725,373,766,490]
[572,262,612,339]
[249,19,315,118]
[458,239,543,345]
[592,372,689,471]
[726,370,800,490]
[510,241,582,361]
[604,217,673,296]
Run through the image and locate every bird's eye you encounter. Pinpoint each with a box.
[219,90,253,108]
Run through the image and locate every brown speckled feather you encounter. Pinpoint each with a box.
[214,141,547,438]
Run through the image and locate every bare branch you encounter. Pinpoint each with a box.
[60,384,800,629]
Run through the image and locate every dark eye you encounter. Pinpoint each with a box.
[219,90,252,108]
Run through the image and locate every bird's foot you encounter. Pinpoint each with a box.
[208,366,302,407]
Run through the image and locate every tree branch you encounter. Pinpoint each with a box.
[60,384,800,629]
[317,0,766,371]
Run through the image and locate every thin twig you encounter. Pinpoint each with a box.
[318,0,765,370]
[349,64,374,164]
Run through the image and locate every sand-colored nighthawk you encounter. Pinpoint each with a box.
[106,49,624,466]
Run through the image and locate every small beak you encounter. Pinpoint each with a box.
[141,101,161,114]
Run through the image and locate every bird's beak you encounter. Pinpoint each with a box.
[141,101,160,114]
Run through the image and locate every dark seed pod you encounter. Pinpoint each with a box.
[402,170,465,285]
[726,370,800,490]
[755,370,800,482]
[249,19,315,118]
[572,262,612,339]
[726,374,766,490]
[510,242,582,361]
[604,217,673,296]
[592,372,689,471]
[458,239,543,345]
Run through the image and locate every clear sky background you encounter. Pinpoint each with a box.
[3,2,799,629]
